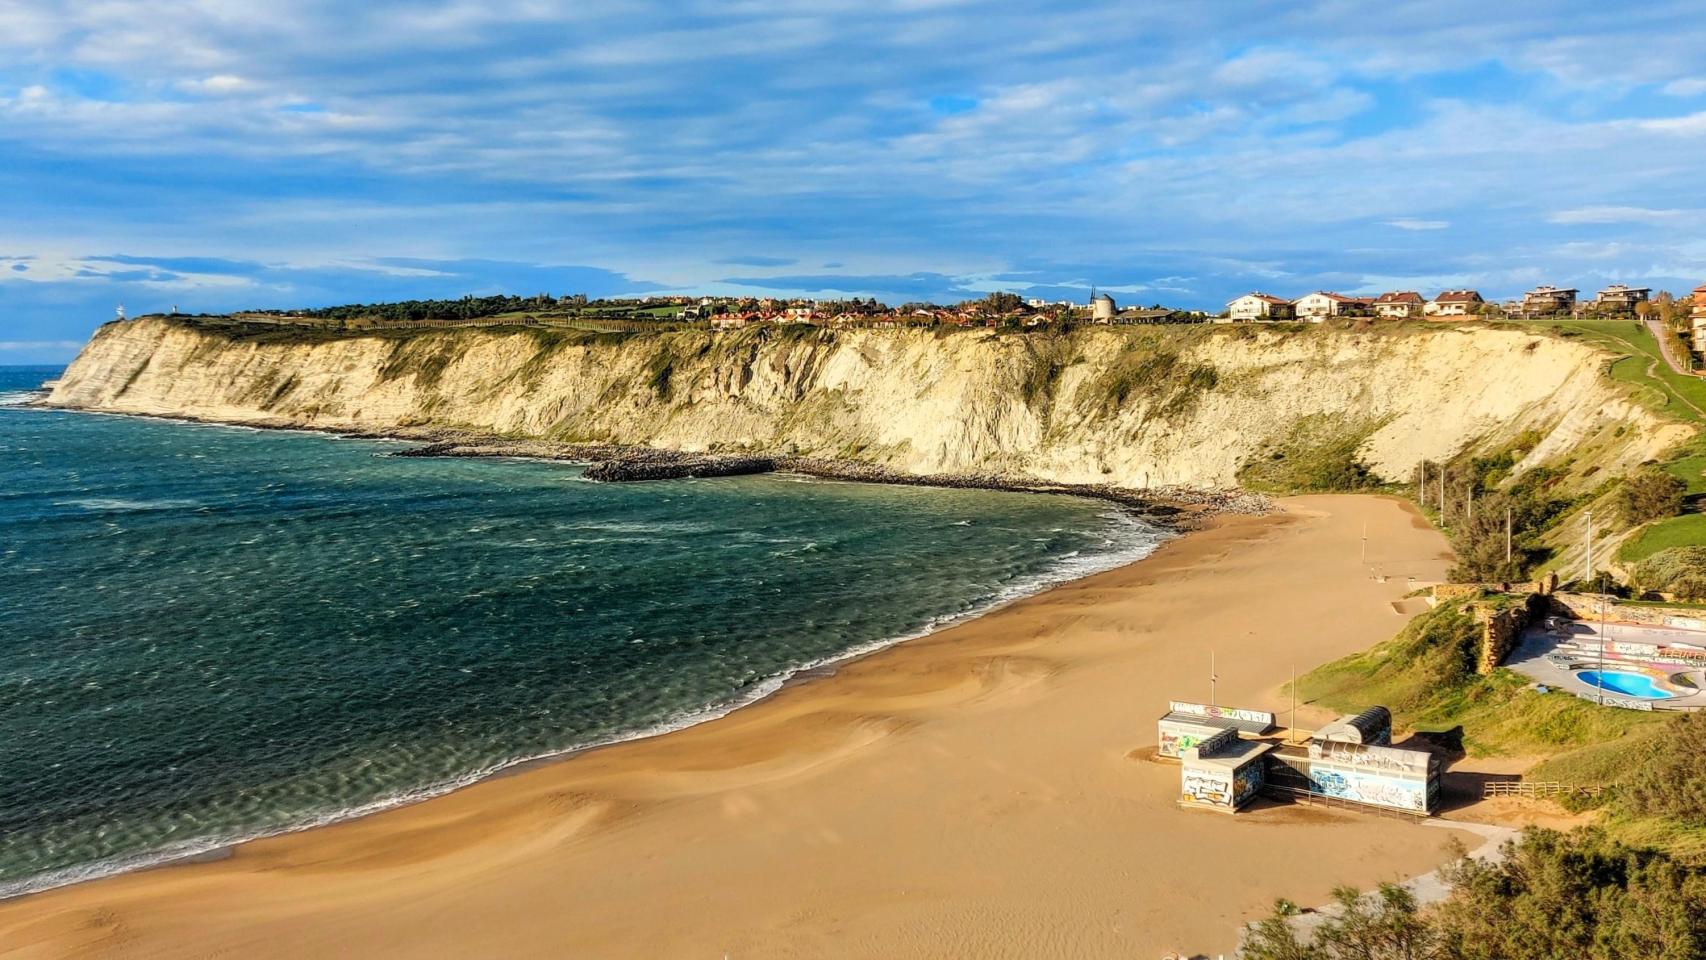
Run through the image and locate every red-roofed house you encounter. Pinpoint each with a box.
[1227,292,1295,322]
[1424,290,1484,318]
[1292,292,1373,321]
[1373,291,1425,319]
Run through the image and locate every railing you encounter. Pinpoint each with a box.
[1482,781,1602,799]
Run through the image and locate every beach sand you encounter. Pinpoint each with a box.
[0,495,1469,959]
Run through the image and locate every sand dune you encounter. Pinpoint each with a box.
[0,495,1468,959]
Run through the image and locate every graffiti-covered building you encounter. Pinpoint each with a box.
[1177,727,1275,813]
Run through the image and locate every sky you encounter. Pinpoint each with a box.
[5,1,1706,362]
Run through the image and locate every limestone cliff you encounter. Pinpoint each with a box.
[47,317,1693,491]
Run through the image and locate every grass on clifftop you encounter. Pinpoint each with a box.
[1522,318,1706,425]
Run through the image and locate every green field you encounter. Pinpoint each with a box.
[1618,513,1706,563]
[1514,318,1706,424]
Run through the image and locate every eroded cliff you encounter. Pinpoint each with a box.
[47,317,1692,492]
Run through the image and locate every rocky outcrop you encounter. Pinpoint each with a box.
[46,318,1693,492]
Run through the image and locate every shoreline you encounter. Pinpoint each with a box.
[25,395,1268,526]
[0,490,1172,905]
[0,494,1470,958]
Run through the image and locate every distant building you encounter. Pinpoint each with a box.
[1373,291,1425,319]
[1593,284,1651,314]
[1090,292,1117,323]
[782,306,816,325]
[1117,307,1181,324]
[1227,292,1295,321]
[709,313,752,332]
[1292,292,1338,321]
[1691,284,1706,359]
[1520,285,1578,317]
[1424,289,1484,317]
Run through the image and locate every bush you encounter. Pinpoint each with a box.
[1246,829,1706,960]
[1630,547,1706,601]
[1616,469,1687,526]
[1619,710,1706,826]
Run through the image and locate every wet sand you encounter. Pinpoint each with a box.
[0,495,1466,959]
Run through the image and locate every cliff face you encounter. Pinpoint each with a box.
[47,317,1692,490]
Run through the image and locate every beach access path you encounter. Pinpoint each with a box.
[0,495,1471,960]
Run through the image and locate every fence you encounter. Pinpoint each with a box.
[1482,781,1603,799]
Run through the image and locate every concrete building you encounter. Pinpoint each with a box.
[1373,291,1425,318]
[1090,292,1117,323]
[1520,285,1579,317]
[1227,292,1295,321]
[1424,289,1484,317]
[1156,700,1275,759]
[1178,727,1275,813]
[1594,284,1651,314]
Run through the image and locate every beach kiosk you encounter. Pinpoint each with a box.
[1178,727,1275,813]
[1312,706,1392,746]
[1156,700,1276,759]
[1266,707,1441,815]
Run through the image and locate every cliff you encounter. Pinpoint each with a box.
[46,317,1692,492]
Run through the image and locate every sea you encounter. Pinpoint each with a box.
[0,365,1167,897]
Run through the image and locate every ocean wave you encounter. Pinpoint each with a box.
[54,497,203,513]
[0,390,43,407]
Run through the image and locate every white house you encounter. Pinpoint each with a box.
[1424,290,1485,317]
[1226,292,1295,321]
[1292,291,1372,321]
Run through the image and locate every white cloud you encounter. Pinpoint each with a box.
[177,74,250,95]
[1549,206,1684,225]
[1663,77,1706,97]
[1386,219,1450,231]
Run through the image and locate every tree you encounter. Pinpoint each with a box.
[1615,469,1686,526]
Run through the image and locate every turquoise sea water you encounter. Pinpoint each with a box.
[0,366,1165,896]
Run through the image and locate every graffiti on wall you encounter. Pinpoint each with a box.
[1181,767,1234,807]
[1169,700,1275,728]
[1158,725,1208,758]
[1307,767,1427,812]
[1233,762,1264,805]
[1307,740,1429,776]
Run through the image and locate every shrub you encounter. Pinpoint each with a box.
[1630,547,1706,601]
[1616,469,1687,526]
[1619,710,1706,826]
[1246,829,1706,960]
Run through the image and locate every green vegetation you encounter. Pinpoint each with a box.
[1244,828,1706,960]
[1237,414,1383,493]
[1297,602,1660,758]
[1615,468,1687,526]
[1532,318,1706,424]
[1619,514,1706,563]
[1628,547,1706,600]
[1089,344,1218,418]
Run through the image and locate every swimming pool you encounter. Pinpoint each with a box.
[1577,670,1675,700]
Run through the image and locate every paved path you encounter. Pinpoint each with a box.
[1646,316,1698,379]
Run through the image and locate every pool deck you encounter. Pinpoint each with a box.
[1505,620,1706,711]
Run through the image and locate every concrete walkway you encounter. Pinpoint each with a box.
[1646,316,1699,379]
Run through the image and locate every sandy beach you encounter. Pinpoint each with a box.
[0,494,1468,959]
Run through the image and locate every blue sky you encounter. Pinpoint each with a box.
[5,1,1706,362]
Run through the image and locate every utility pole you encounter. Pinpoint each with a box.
[1505,507,1513,566]
[1438,468,1446,525]
[1418,462,1426,504]
[1210,650,1218,708]
[1290,664,1298,747]
[1361,520,1368,565]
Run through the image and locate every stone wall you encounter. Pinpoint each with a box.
[1550,593,1706,630]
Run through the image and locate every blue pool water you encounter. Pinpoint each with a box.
[0,365,1168,897]
[1577,670,1673,700]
